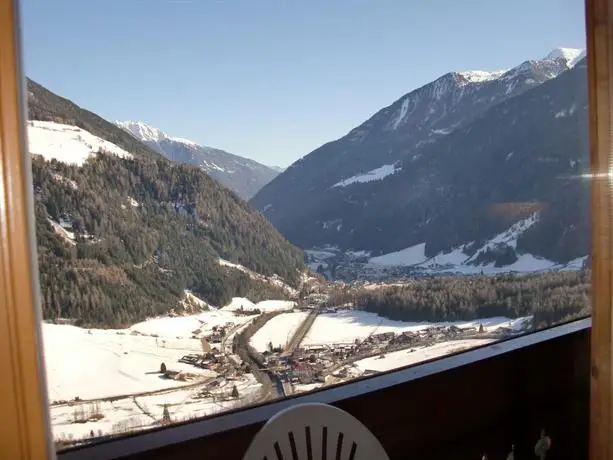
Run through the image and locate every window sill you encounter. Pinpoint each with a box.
[58,317,591,460]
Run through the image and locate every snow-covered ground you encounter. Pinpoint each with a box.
[50,373,261,442]
[44,323,209,402]
[354,339,494,373]
[42,293,303,443]
[302,309,529,346]
[43,298,532,444]
[250,312,308,352]
[28,121,133,166]
[43,296,274,444]
[221,297,295,313]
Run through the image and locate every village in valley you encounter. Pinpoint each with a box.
[46,276,530,448]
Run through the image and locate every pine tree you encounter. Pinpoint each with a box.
[231,385,239,398]
[160,362,167,373]
[162,404,171,424]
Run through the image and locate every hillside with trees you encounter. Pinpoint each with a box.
[28,81,305,328]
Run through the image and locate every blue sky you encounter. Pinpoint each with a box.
[21,0,585,167]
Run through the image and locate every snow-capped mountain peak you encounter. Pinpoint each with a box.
[543,47,585,67]
[452,47,584,87]
[456,69,507,84]
[116,120,200,147]
[115,120,168,143]
[115,120,280,199]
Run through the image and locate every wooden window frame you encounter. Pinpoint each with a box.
[0,0,55,459]
[0,0,610,459]
[587,0,613,458]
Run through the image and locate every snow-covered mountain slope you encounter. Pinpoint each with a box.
[252,48,583,221]
[28,121,133,166]
[252,48,589,278]
[306,214,588,281]
[116,121,280,199]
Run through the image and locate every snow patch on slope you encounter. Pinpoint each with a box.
[47,218,76,245]
[369,243,427,266]
[28,121,133,166]
[465,213,539,263]
[217,258,298,296]
[332,164,399,188]
[50,173,78,190]
[362,213,577,275]
[391,98,411,130]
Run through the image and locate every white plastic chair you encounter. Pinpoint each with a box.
[242,402,390,460]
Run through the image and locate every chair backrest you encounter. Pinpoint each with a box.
[242,402,390,460]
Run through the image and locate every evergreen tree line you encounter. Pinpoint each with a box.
[329,271,590,329]
[32,153,305,328]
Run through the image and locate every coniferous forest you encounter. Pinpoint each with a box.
[329,271,590,330]
[32,154,305,327]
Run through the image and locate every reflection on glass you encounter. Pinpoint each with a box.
[21,0,589,450]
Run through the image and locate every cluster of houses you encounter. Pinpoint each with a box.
[257,322,518,387]
[177,350,246,378]
[202,324,234,343]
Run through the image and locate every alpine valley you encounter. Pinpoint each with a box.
[250,48,591,281]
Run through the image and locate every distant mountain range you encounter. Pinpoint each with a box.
[251,48,590,279]
[116,121,280,199]
[26,78,305,327]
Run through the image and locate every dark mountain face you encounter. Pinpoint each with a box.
[27,83,305,328]
[116,121,280,199]
[251,54,589,271]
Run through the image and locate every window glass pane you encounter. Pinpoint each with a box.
[20,0,589,450]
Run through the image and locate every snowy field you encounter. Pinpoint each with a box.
[302,309,529,346]
[43,323,212,402]
[43,296,528,443]
[42,296,295,443]
[354,339,494,373]
[250,311,308,352]
[28,120,133,166]
[50,373,261,442]
[43,297,293,402]
[221,297,295,313]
